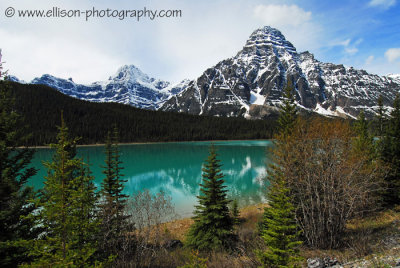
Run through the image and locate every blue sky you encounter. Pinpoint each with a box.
[0,0,399,84]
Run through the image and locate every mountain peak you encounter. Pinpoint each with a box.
[113,64,148,82]
[244,26,296,54]
[250,26,284,38]
[117,64,141,72]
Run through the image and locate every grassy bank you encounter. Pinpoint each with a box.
[137,204,400,267]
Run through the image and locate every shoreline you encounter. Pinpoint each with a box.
[22,138,272,149]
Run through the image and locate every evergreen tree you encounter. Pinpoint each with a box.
[25,115,101,267]
[376,95,387,137]
[380,94,400,205]
[98,127,130,258]
[0,54,38,267]
[353,110,375,158]
[232,199,240,226]
[257,170,302,268]
[277,81,298,139]
[68,162,101,266]
[258,81,302,267]
[186,145,234,251]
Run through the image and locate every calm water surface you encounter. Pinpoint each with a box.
[29,140,273,218]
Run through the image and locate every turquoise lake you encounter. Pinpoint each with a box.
[29,140,273,218]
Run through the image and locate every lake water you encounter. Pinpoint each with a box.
[29,140,273,218]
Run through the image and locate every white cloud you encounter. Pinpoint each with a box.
[385,48,400,62]
[152,1,260,82]
[253,4,312,27]
[354,38,364,46]
[330,38,362,55]
[0,0,261,83]
[345,47,358,55]
[338,39,351,47]
[365,55,375,65]
[0,29,124,83]
[360,55,400,76]
[368,0,396,9]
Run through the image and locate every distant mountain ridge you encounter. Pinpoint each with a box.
[12,65,189,110]
[13,26,400,118]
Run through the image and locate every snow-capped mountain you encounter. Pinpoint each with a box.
[16,26,400,119]
[161,26,400,118]
[29,65,188,110]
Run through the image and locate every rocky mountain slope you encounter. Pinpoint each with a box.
[160,26,400,119]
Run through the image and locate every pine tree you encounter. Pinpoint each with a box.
[186,145,234,251]
[258,81,302,267]
[380,94,400,205]
[0,55,38,267]
[99,127,130,258]
[25,115,101,267]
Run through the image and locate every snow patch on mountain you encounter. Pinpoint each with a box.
[250,91,266,105]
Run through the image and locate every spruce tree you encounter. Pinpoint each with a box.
[99,127,129,258]
[258,81,302,267]
[257,170,302,268]
[376,95,387,137]
[68,162,101,266]
[232,199,240,226]
[0,55,38,267]
[186,145,234,251]
[380,94,400,205]
[353,110,375,158]
[277,81,298,139]
[25,115,101,267]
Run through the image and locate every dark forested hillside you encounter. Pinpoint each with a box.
[6,81,277,146]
